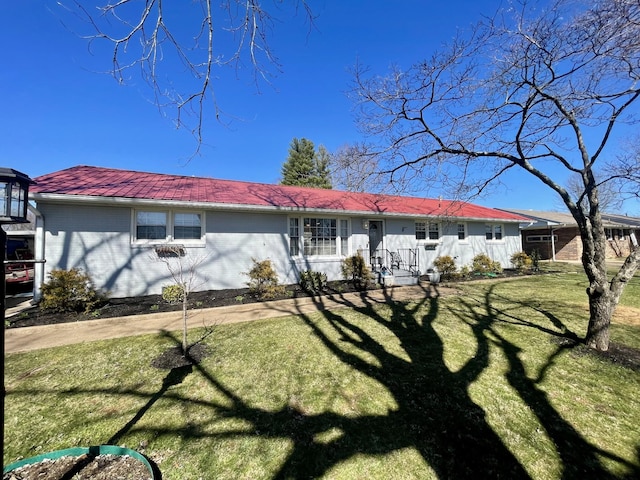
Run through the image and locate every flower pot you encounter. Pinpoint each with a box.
[427,269,441,284]
[3,445,155,479]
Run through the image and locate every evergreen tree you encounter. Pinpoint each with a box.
[281,138,333,189]
[314,146,333,189]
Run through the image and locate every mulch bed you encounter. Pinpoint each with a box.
[3,453,152,480]
[6,272,528,329]
[6,281,363,328]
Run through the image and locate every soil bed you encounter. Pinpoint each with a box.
[6,272,531,329]
[7,281,368,328]
[3,453,152,480]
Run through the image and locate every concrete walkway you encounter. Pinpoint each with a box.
[5,285,437,354]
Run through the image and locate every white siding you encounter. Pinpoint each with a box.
[37,203,138,296]
[39,204,295,296]
[205,210,291,289]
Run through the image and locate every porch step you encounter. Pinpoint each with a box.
[392,275,419,286]
[380,268,420,286]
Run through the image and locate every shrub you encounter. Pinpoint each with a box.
[459,265,472,279]
[530,249,541,272]
[245,258,287,300]
[472,254,503,275]
[40,268,105,313]
[162,284,185,304]
[510,251,532,273]
[341,253,374,290]
[299,270,328,294]
[433,255,457,279]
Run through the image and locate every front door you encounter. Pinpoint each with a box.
[368,220,383,266]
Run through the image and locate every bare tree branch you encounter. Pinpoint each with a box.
[61,0,313,152]
[605,135,640,206]
[353,0,640,350]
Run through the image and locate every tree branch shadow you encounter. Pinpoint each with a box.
[453,284,636,479]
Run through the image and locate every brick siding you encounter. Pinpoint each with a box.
[521,227,635,260]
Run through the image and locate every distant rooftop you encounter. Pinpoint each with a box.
[501,209,640,229]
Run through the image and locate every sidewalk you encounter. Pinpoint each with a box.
[5,285,436,354]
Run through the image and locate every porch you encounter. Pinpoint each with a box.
[369,248,421,286]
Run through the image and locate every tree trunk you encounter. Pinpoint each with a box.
[182,288,188,356]
[583,244,640,351]
[585,289,612,351]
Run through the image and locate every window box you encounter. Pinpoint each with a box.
[155,245,186,257]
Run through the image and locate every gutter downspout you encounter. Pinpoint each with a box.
[550,227,557,262]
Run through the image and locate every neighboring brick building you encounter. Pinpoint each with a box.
[499,210,640,261]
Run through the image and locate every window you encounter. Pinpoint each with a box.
[415,221,440,241]
[289,216,349,257]
[304,218,337,255]
[174,213,202,239]
[457,223,467,241]
[136,211,167,240]
[606,228,627,240]
[485,224,504,241]
[340,219,349,256]
[429,223,440,240]
[134,210,204,243]
[526,235,558,243]
[289,218,300,256]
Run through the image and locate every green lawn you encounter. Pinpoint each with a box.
[5,271,640,479]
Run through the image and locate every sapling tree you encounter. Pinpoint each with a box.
[155,246,210,356]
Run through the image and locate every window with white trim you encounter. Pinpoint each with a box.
[485,224,503,241]
[174,213,202,239]
[340,219,349,255]
[526,234,558,243]
[415,221,440,241]
[457,223,467,241]
[289,218,300,256]
[429,223,440,240]
[136,211,167,240]
[134,210,204,244]
[289,216,349,257]
[305,218,336,255]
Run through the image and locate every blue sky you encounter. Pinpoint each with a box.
[2,1,638,214]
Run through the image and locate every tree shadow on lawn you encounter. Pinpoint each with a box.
[140,282,637,478]
[20,283,639,479]
[449,286,639,479]
[269,284,637,479]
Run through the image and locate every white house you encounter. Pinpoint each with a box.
[29,165,527,298]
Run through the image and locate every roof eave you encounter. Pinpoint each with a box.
[31,192,523,222]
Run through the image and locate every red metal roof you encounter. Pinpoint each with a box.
[31,165,527,221]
